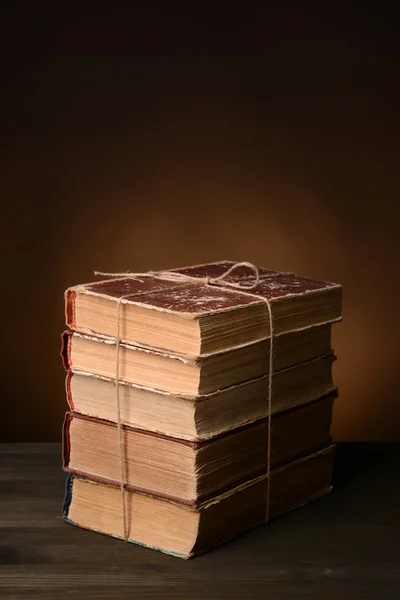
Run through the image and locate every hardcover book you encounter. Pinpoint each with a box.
[61,323,333,396]
[65,261,342,357]
[65,353,336,440]
[63,395,335,504]
[63,444,335,559]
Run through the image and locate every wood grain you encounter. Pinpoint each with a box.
[0,443,399,599]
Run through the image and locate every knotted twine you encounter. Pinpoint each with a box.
[94,262,274,541]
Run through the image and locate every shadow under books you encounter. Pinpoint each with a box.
[332,442,397,487]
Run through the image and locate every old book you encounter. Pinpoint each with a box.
[66,353,336,441]
[61,323,332,396]
[65,261,342,357]
[63,444,335,559]
[63,395,334,504]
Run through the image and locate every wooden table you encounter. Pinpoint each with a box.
[0,443,398,599]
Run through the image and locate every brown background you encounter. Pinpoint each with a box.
[1,6,399,442]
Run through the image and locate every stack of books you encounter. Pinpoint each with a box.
[61,261,342,558]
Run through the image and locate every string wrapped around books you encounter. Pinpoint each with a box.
[94,262,274,541]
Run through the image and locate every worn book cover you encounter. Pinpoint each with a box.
[65,260,342,356]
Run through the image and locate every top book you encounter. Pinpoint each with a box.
[65,261,342,357]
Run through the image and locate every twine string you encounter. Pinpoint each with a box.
[115,294,131,541]
[206,261,261,290]
[95,262,274,539]
[264,299,274,522]
[95,261,260,290]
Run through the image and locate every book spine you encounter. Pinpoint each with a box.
[62,412,72,469]
[60,330,72,370]
[65,372,74,410]
[65,289,76,328]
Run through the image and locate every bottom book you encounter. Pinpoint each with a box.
[63,444,335,559]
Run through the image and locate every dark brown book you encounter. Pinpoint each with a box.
[65,260,342,357]
[63,395,335,505]
[63,444,335,559]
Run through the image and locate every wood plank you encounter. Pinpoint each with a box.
[0,443,399,600]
